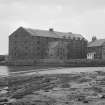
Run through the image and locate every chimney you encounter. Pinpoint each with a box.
[49,28,54,32]
[68,32,72,34]
[92,36,97,42]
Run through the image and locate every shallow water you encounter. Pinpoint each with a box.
[0,66,9,76]
[0,66,105,76]
[39,67,105,74]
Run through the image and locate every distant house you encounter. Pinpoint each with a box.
[87,39,105,60]
[9,27,87,61]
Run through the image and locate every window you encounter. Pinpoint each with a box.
[37,40,40,44]
[50,54,53,56]
[37,52,40,57]
[24,40,28,44]
[37,46,40,51]
[63,36,66,39]
[68,36,71,39]
[46,37,49,43]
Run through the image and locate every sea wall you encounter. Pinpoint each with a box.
[5,58,105,67]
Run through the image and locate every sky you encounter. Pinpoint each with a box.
[0,0,105,54]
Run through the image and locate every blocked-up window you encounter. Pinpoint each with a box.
[37,40,40,44]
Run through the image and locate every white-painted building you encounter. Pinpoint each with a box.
[87,52,96,60]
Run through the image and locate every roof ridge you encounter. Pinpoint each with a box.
[18,27,84,39]
[88,38,105,47]
[25,27,82,35]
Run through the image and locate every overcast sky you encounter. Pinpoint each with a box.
[0,0,105,54]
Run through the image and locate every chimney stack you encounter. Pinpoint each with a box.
[92,36,97,42]
[49,28,54,32]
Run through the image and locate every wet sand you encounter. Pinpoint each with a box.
[10,67,105,77]
[7,68,105,105]
[1,67,105,104]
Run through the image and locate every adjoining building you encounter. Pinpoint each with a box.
[9,27,87,61]
[87,38,105,60]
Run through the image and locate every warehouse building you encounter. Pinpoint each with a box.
[9,27,87,61]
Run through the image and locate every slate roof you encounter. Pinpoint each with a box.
[22,27,84,39]
[88,39,105,47]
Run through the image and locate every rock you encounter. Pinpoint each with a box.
[0,98,8,102]
[77,97,85,101]
[0,90,8,94]
[83,100,89,103]
[100,95,105,99]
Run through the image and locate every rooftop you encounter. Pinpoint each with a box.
[88,39,105,47]
[21,27,85,39]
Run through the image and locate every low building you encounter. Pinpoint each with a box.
[87,39,105,60]
[9,27,87,61]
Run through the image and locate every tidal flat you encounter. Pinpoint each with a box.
[2,70,105,105]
